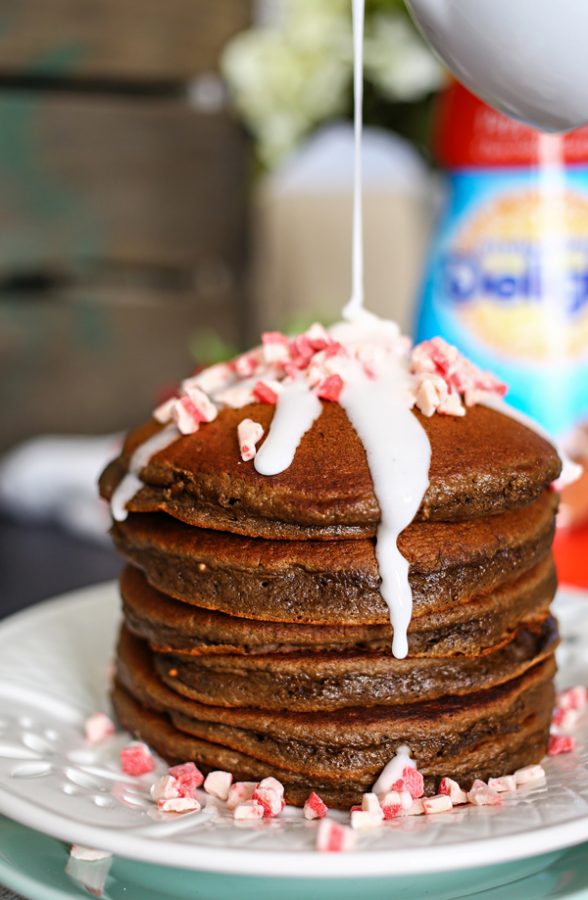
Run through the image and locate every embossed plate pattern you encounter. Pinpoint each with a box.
[0,582,586,878]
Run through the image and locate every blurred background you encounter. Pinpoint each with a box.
[0,0,587,618]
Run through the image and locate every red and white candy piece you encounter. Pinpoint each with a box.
[315,374,344,403]
[391,766,425,800]
[351,797,384,830]
[316,818,356,852]
[251,777,285,817]
[514,764,546,786]
[401,798,425,817]
[467,780,503,807]
[204,770,233,801]
[233,351,260,378]
[423,794,454,815]
[488,775,517,793]
[237,418,264,462]
[253,379,281,405]
[548,734,576,756]
[304,791,328,820]
[233,800,265,821]
[120,741,155,777]
[158,797,201,814]
[438,777,468,805]
[379,790,403,820]
[171,396,202,434]
[84,712,115,745]
[551,707,580,733]
[153,396,177,424]
[70,845,112,862]
[181,382,218,423]
[191,362,234,395]
[261,331,291,364]
[168,762,204,795]
[227,781,256,810]
[556,686,587,711]
[150,775,181,803]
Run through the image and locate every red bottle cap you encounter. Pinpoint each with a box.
[435,80,588,168]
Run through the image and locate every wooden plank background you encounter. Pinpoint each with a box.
[0,93,247,277]
[0,279,242,447]
[0,0,249,82]
[0,2,252,450]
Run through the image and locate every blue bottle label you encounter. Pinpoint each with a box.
[416,169,588,439]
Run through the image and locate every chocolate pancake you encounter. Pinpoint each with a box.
[121,556,556,657]
[113,628,555,807]
[100,402,561,539]
[153,616,558,712]
[113,490,557,625]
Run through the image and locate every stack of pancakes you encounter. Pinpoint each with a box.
[100,402,561,808]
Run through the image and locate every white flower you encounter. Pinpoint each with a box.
[221,0,440,167]
[364,15,442,102]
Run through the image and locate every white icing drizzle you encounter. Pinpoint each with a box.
[340,362,430,660]
[254,382,322,476]
[111,425,179,522]
[341,0,365,322]
[481,395,582,490]
[372,745,415,795]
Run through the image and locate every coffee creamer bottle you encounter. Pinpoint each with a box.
[416,80,588,586]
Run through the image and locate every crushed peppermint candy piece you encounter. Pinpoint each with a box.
[70,845,112,862]
[551,707,580,733]
[168,762,204,795]
[158,796,201,814]
[556,686,587,711]
[153,396,178,424]
[253,379,281,404]
[316,818,356,853]
[361,792,383,816]
[304,791,328,820]
[488,775,517,793]
[438,777,468,805]
[423,794,453,815]
[233,800,265,821]
[191,362,234,394]
[514,764,546,786]
[233,351,260,378]
[251,777,285,817]
[204,770,233,801]
[237,418,264,461]
[172,396,202,434]
[262,331,291,364]
[227,781,257,810]
[150,775,182,803]
[401,798,425,817]
[350,808,383,830]
[548,734,576,755]
[181,382,218,422]
[120,741,155,776]
[379,790,403,820]
[467,780,503,807]
[84,712,115,745]
[391,766,424,800]
[411,337,506,409]
[315,374,344,402]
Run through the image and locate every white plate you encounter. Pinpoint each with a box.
[0,582,587,879]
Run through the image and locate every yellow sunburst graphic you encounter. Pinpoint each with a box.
[451,189,588,361]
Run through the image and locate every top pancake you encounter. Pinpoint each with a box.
[100,402,561,540]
